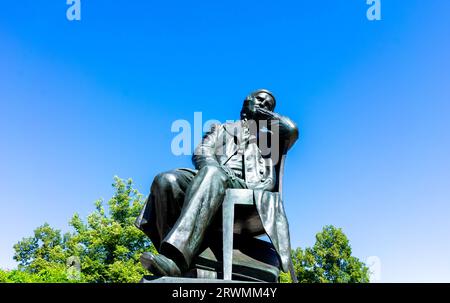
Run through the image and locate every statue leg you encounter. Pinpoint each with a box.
[160,165,246,272]
[136,168,196,251]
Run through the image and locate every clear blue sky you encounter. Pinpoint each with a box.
[1,0,449,282]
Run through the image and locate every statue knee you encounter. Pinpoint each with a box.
[153,171,179,191]
[199,165,228,184]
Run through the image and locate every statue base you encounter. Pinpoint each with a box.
[140,275,255,283]
[140,236,281,283]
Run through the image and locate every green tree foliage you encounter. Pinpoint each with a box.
[0,268,71,283]
[280,225,370,283]
[5,177,155,283]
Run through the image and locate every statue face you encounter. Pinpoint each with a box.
[240,90,276,120]
[252,92,275,112]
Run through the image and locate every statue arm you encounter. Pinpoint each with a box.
[255,108,299,152]
[192,123,222,170]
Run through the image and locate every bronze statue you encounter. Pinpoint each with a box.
[135,89,299,282]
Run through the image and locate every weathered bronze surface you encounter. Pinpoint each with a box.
[135,89,299,282]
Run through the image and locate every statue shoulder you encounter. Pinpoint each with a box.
[203,122,224,135]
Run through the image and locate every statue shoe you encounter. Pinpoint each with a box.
[140,252,182,277]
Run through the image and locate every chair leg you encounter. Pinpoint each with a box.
[222,196,234,280]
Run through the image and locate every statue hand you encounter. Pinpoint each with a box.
[251,178,275,192]
[220,165,237,180]
[254,106,277,120]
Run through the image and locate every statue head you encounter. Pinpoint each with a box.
[240,89,276,119]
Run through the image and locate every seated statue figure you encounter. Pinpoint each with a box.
[135,89,299,281]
